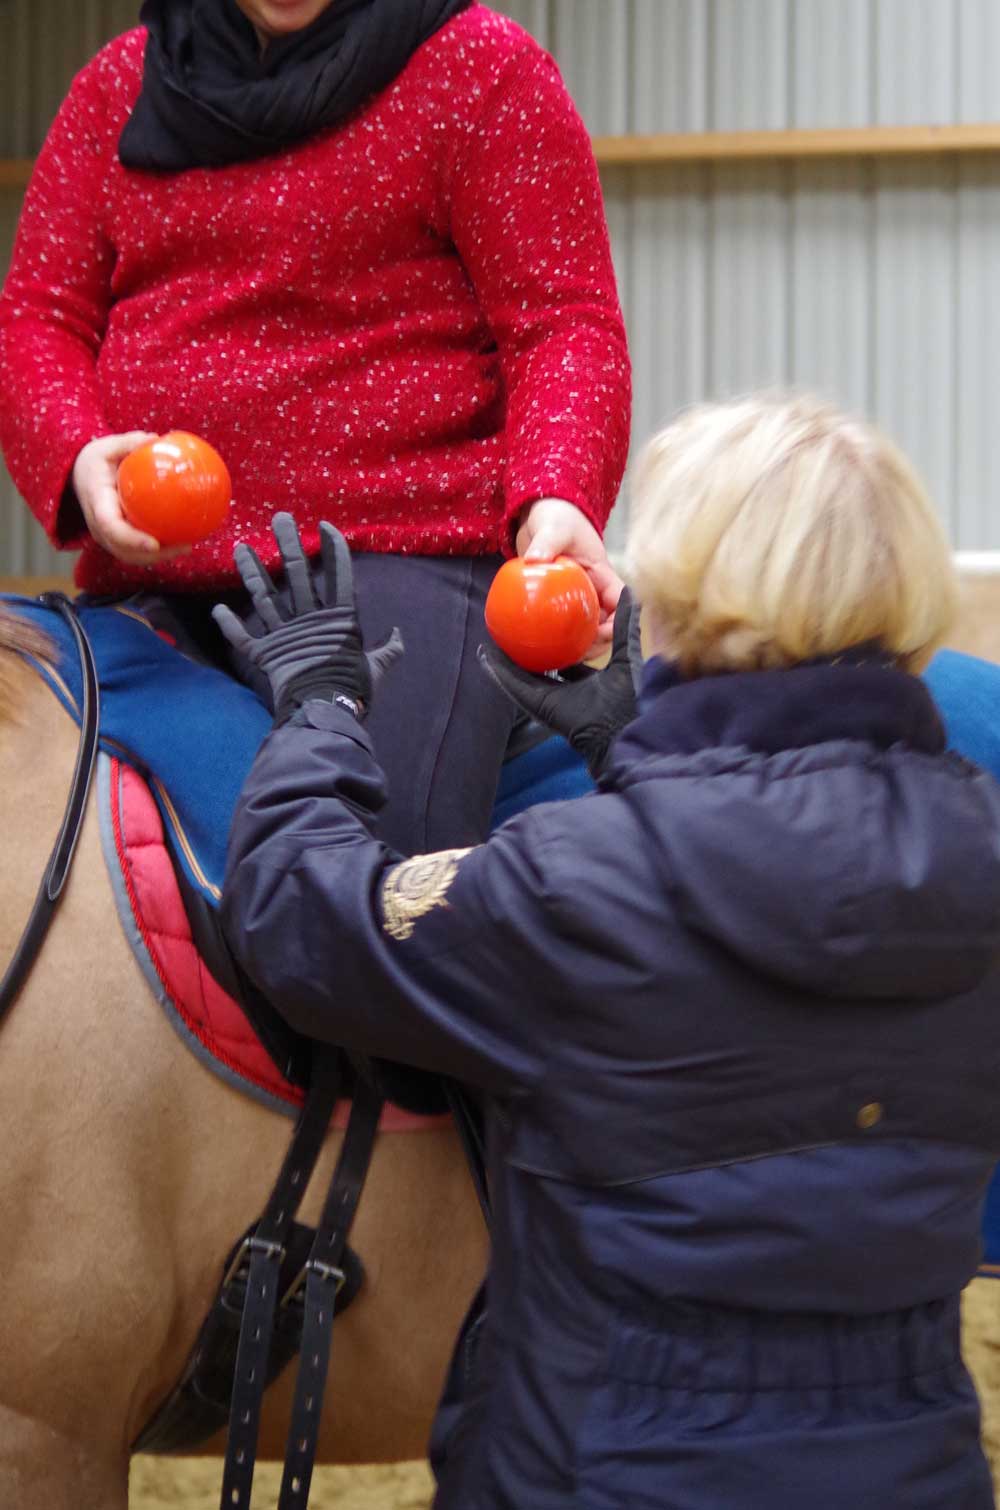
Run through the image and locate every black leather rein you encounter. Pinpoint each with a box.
[0,593,101,1025]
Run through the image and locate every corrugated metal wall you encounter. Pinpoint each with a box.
[498,0,1000,555]
[2,0,1000,571]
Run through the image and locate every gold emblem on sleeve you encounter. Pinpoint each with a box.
[381,848,473,941]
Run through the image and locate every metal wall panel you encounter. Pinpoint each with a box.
[625,165,711,551]
[958,0,1000,122]
[874,0,957,125]
[502,0,1000,550]
[631,1,710,132]
[710,0,792,131]
[492,0,550,48]
[3,0,1000,573]
[598,166,637,558]
[550,0,630,136]
[956,161,1000,547]
[788,163,872,417]
[872,161,959,517]
[791,1,872,128]
[0,0,140,157]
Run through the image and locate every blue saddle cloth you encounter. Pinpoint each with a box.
[6,595,273,901]
[491,727,595,826]
[923,649,1000,786]
[4,594,594,900]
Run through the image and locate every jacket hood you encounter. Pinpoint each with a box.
[605,658,1000,1001]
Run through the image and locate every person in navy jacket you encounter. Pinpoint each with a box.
[218,393,1000,1509]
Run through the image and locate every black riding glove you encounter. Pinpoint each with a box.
[212,512,403,725]
[478,587,642,779]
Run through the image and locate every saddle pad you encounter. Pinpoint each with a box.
[99,750,446,1128]
[492,731,594,826]
[6,592,271,901]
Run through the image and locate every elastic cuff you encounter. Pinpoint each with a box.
[277,669,364,725]
[282,696,366,733]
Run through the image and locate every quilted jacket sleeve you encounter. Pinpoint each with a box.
[221,701,563,1095]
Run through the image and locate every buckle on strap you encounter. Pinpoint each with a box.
[281,1258,346,1310]
[222,1234,286,1291]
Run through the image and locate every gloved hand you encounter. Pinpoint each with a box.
[478,587,642,779]
[213,512,403,725]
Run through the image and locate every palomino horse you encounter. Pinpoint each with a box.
[0,603,488,1509]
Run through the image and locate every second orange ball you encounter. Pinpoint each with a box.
[485,556,600,673]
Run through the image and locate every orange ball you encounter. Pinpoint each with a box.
[485,557,600,673]
[117,431,232,547]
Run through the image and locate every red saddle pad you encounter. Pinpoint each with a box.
[107,754,447,1130]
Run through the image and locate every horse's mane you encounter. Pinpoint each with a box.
[0,604,55,721]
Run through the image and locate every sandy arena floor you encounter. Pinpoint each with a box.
[129,1458,433,1509]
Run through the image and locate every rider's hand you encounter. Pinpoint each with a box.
[515,498,624,652]
[71,433,192,566]
[212,512,403,726]
[478,587,642,779]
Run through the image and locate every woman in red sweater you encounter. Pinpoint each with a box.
[0,0,630,852]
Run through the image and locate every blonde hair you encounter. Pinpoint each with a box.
[625,393,957,675]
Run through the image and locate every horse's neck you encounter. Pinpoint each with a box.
[0,649,71,739]
[0,656,81,922]
[0,646,42,725]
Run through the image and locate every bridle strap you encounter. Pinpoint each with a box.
[0,593,100,1026]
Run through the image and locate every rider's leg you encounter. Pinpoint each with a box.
[144,554,519,853]
[350,553,517,854]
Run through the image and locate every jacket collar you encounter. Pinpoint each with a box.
[605,649,946,779]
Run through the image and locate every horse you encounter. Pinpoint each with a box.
[0,602,488,1510]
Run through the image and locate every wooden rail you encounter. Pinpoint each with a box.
[0,575,74,595]
[592,122,1000,165]
[2,125,1000,187]
[0,159,33,188]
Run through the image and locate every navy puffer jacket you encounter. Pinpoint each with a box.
[223,655,1000,1510]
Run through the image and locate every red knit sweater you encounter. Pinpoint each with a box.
[0,4,630,594]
